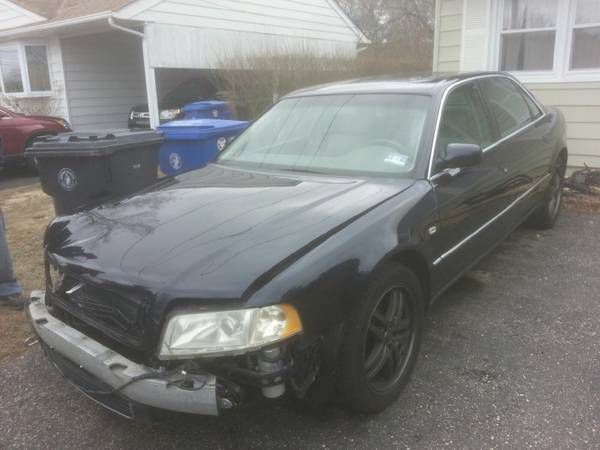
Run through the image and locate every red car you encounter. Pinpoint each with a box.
[0,106,70,169]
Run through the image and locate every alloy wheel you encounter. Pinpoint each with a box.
[363,287,415,393]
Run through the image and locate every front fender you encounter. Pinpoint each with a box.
[246,181,438,334]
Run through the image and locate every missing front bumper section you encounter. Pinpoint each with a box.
[28,291,327,417]
[28,292,219,416]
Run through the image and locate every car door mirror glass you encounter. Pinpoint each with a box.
[439,143,483,170]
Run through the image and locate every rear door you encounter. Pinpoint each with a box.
[429,81,511,291]
[477,77,553,214]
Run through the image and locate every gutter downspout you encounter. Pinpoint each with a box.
[108,17,160,129]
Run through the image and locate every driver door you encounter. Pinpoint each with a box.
[429,81,512,292]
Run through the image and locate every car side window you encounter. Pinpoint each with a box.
[435,83,494,163]
[479,78,534,138]
[518,86,543,119]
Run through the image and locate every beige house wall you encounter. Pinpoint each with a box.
[433,0,463,72]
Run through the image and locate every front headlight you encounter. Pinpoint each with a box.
[159,304,302,359]
[159,108,181,120]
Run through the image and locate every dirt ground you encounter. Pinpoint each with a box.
[563,191,600,213]
[0,184,54,361]
[0,183,598,363]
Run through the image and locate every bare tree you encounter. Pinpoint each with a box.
[338,0,435,70]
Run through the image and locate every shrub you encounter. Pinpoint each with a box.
[210,48,430,120]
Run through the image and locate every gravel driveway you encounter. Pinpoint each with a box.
[1,212,598,450]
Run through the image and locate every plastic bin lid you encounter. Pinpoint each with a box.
[25,129,164,157]
[182,101,230,113]
[157,119,249,140]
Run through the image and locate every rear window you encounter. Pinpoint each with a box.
[479,77,535,138]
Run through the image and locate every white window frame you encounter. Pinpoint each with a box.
[565,0,600,75]
[490,0,600,83]
[0,40,52,97]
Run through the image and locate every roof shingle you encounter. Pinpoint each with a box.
[12,0,135,21]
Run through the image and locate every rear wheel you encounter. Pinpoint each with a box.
[339,265,424,413]
[529,156,566,229]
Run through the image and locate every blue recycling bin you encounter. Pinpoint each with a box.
[182,101,233,120]
[158,118,249,176]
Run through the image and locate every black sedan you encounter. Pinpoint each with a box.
[32,72,567,419]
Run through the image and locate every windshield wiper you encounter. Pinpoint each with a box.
[279,167,328,175]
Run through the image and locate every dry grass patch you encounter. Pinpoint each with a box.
[0,184,54,361]
[563,193,600,213]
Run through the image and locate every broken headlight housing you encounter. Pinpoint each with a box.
[46,258,64,294]
[158,304,302,359]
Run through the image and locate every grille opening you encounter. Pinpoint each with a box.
[47,274,152,363]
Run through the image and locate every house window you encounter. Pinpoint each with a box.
[25,45,51,91]
[570,0,600,69]
[0,47,24,93]
[500,0,559,71]
[0,43,51,95]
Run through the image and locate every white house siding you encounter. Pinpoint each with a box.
[126,0,360,43]
[145,23,357,70]
[529,83,600,169]
[0,1,42,31]
[61,31,147,130]
[45,37,69,120]
[433,0,463,72]
[121,0,359,69]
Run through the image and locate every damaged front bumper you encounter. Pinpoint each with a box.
[28,291,219,419]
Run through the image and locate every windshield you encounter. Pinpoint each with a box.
[217,94,430,177]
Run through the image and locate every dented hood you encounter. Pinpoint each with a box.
[45,165,413,301]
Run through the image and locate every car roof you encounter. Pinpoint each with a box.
[283,72,513,98]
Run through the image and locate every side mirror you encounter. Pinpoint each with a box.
[439,143,483,170]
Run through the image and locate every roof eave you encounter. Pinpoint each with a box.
[0,11,116,40]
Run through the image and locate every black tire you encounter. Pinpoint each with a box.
[338,264,424,414]
[529,155,566,230]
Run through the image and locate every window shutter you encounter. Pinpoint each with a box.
[460,0,492,71]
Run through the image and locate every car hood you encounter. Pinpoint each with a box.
[25,114,62,121]
[46,165,414,301]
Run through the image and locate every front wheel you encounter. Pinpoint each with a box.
[338,265,424,413]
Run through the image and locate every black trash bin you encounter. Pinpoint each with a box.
[27,130,163,216]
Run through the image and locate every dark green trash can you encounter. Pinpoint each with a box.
[26,130,163,216]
